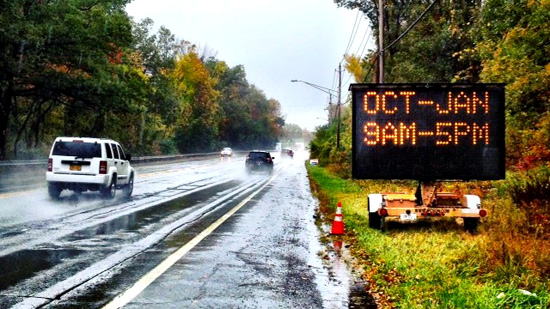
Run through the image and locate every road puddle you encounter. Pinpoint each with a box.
[0,249,82,290]
[63,181,240,242]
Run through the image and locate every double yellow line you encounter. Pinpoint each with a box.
[103,172,278,309]
[0,191,29,200]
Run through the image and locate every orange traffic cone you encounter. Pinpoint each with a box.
[331,202,344,235]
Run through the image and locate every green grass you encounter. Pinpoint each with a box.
[307,164,550,308]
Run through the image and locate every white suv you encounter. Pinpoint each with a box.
[46,137,135,199]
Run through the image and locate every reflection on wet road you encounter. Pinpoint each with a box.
[0,152,353,308]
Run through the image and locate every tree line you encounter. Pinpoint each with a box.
[313,0,549,176]
[0,0,285,160]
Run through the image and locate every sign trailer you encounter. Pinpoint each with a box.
[350,83,506,231]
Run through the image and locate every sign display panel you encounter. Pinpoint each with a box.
[351,84,505,180]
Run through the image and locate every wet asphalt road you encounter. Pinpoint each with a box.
[0,152,352,308]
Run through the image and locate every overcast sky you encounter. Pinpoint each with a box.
[125,0,373,131]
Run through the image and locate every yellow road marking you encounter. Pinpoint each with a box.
[102,173,277,309]
[0,191,30,199]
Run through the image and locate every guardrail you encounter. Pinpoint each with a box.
[0,151,259,173]
[0,150,275,193]
[0,152,223,171]
[0,152,226,193]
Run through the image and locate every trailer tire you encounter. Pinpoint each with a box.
[369,212,382,230]
[464,218,479,233]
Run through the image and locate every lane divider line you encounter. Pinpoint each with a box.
[102,172,278,309]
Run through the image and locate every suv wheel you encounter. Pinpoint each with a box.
[48,183,62,200]
[101,175,117,199]
[123,173,134,197]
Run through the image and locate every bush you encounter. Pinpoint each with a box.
[506,165,550,204]
[160,138,178,155]
[500,165,550,238]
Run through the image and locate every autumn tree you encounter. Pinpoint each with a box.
[172,52,220,153]
[0,3,286,158]
[130,18,194,154]
[474,0,550,168]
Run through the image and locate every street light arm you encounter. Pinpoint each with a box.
[291,67,342,148]
[290,79,336,98]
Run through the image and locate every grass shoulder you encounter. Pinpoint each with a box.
[306,163,550,308]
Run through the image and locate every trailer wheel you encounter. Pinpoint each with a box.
[369,212,382,230]
[464,218,479,233]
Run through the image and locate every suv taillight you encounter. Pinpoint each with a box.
[99,161,107,174]
[48,158,53,172]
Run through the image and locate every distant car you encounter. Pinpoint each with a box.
[281,148,294,158]
[220,147,233,157]
[245,151,274,174]
[46,137,135,199]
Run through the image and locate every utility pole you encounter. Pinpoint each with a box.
[327,95,333,125]
[336,63,342,148]
[378,0,384,83]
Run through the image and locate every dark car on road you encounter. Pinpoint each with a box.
[245,151,274,174]
[281,148,294,159]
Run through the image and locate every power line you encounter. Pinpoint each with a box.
[343,71,353,87]
[342,0,439,83]
[357,28,373,58]
[331,69,338,93]
[354,26,371,56]
[342,10,361,62]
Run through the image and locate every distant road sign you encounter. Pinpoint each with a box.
[351,83,505,180]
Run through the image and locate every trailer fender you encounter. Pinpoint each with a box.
[368,194,383,213]
[464,195,481,209]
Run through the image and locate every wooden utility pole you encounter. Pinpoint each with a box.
[378,0,384,83]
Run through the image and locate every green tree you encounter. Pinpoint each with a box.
[336,0,482,83]
[0,0,143,159]
[210,61,253,148]
[205,58,285,150]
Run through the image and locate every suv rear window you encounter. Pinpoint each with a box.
[248,152,269,159]
[52,141,101,158]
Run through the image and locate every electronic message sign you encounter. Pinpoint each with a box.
[351,84,505,180]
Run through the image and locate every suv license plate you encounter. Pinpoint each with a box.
[70,165,81,171]
[400,213,417,222]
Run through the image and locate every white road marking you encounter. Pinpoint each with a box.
[102,172,278,309]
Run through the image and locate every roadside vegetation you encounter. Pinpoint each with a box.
[307,0,550,307]
[308,164,550,308]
